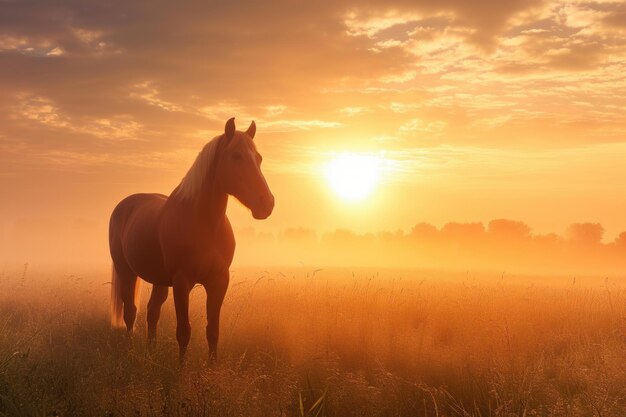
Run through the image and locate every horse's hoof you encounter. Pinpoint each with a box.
[147,337,156,349]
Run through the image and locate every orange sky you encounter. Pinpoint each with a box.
[1,0,626,266]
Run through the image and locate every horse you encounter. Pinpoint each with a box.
[108,118,274,362]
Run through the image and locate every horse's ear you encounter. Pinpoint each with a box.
[225,117,236,139]
[246,120,256,139]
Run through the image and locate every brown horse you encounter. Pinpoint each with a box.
[108,118,274,362]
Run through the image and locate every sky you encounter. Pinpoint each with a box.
[1,0,626,266]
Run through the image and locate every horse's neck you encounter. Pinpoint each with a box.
[167,186,228,237]
[197,189,228,231]
[167,138,228,237]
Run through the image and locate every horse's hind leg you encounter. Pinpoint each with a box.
[147,284,168,344]
[121,274,139,333]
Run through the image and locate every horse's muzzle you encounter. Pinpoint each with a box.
[252,193,274,220]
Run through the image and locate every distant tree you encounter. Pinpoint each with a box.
[410,222,439,239]
[566,223,604,245]
[362,232,377,243]
[441,222,485,240]
[488,219,531,240]
[533,233,561,245]
[378,229,404,241]
[323,228,358,243]
[614,232,626,247]
[283,227,317,241]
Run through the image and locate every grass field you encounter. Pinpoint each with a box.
[0,267,624,416]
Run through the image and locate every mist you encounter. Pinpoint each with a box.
[2,216,625,276]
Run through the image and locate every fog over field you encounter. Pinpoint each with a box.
[1,267,624,416]
[2,217,626,276]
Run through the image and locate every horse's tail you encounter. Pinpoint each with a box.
[110,263,125,328]
[110,263,142,329]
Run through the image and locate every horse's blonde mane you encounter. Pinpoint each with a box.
[176,135,222,200]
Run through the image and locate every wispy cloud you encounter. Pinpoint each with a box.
[14,95,143,140]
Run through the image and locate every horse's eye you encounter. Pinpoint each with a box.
[232,152,243,161]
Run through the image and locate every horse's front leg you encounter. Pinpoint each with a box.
[205,269,230,362]
[173,276,192,363]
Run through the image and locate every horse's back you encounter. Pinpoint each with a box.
[110,193,167,234]
[109,193,170,285]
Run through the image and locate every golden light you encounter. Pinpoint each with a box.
[324,153,381,202]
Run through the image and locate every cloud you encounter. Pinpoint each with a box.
[0,0,625,201]
[263,119,344,132]
[399,118,446,134]
[14,94,143,140]
[0,35,65,57]
[130,82,185,112]
[340,106,368,116]
[604,8,626,29]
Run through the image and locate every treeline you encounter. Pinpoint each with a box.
[236,219,626,275]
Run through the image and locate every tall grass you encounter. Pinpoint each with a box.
[0,267,624,416]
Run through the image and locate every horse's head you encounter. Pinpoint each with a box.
[216,118,275,219]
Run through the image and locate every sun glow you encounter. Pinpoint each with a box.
[325,153,381,202]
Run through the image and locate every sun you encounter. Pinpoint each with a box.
[324,153,381,202]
